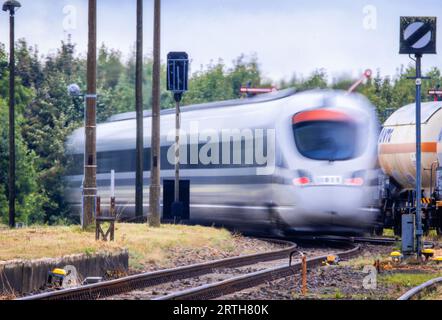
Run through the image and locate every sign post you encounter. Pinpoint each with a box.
[399,16,437,258]
[167,52,189,218]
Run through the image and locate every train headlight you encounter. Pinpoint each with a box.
[293,177,311,186]
[345,177,364,186]
[293,170,313,186]
[345,170,366,186]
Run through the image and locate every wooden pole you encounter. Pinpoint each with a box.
[83,0,97,229]
[135,0,144,221]
[149,0,161,227]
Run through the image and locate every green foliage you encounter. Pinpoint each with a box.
[182,55,270,105]
[0,96,46,225]
[379,272,442,288]
[283,65,442,123]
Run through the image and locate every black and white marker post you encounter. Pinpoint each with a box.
[399,16,437,258]
[167,52,189,219]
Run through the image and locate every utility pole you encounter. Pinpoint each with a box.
[83,0,97,229]
[135,0,144,221]
[149,0,161,227]
[2,0,21,229]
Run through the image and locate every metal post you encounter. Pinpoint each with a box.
[7,7,15,228]
[83,0,97,229]
[175,99,180,203]
[415,53,423,257]
[135,0,144,221]
[149,0,161,227]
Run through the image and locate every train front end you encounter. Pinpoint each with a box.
[276,92,380,235]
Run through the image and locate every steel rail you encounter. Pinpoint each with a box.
[353,237,436,248]
[297,235,400,246]
[155,244,361,300]
[18,239,296,301]
[304,235,436,248]
[352,237,400,245]
[398,277,442,300]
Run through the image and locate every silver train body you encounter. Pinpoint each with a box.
[65,89,381,236]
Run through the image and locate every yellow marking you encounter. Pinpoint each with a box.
[51,268,67,276]
[422,249,435,255]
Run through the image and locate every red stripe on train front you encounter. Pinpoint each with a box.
[293,109,352,124]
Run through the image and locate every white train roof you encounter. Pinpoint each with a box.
[384,102,442,126]
[67,89,376,154]
[106,88,297,122]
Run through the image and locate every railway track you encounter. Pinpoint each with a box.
[302,235,437,248]
[18,238,296,301]
[398,277,442,300]
[18,238,362,301]
[154,244,360,300]
[21,234,421,301]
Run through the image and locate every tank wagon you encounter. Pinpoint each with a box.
[378,101,442,235]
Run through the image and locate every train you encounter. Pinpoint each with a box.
[378,101,442,235]
[65,89,381,236]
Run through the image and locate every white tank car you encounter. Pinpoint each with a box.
[65,89,380,236]
[379,102,442,193]
[379,101,442,234]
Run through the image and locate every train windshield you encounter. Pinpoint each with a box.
[293,120,359,161]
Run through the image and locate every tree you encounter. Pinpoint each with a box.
[0,45,46,224]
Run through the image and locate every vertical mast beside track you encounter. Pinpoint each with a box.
[135,0,144,221]
[149,0,161,227]
[83,0,97,229]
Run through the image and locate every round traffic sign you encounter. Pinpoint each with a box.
[403,22,433,49]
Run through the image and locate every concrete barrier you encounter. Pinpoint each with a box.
[0,249,129,296]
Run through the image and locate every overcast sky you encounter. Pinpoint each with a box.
[0,0,441,83]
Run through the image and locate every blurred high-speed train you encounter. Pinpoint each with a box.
[65,89,381,236]
[378,101,442,235]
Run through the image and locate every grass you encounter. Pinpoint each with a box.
[383,228,442,241]
[340,255,385,268]
[0,223,236,269]
[383,229,395,237]
[379,272,442,288]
